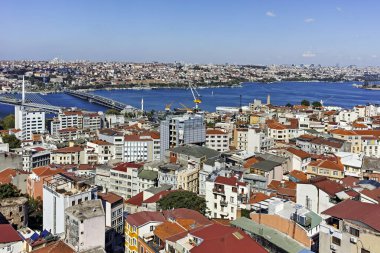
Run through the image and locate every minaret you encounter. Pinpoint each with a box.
[141,97,144,111]
[267,94,271,105]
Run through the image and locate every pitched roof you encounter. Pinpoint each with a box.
[330,129,358,136]
[112,162,143,172]
[125,211,165,227]
[249,192,270,204]
[154,221,186,241]
[322,200,380,232]
[190,223,267,253]
[206,129,227,135]
[31,240,75,253]
[32,166,65,177]
[125,192,144,206]
[288,170,308,183]
[97,192,123,204]
[215,176,247,187]
[52,146,83,153]
[0,224,22,243]
[163,208,213,226]
[251,160,281,172]
[286,147,311,159]
[360,188,380,203]
[0,169,17,184]
[90,140,112,145]
[310,177,345,196]
[339,176,359,188]
[308,159,344,171]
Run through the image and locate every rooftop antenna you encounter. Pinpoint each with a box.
[141,97,144,112]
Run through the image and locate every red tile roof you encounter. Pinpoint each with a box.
[322,200,380,232]
[32,166,65,177]
[98,192,123,204]
[330,129,358,136]
[112,162,143,172]
[190,224,267,253]
[90,139,112,145]
[0,224,22,243]
[125,211,165,227]
[31,240,74,253]
[125,192,144,206]
[206,129,227,135]
[286,147,311,159]
[163,208,213,226]
[0,169,17,184]
[308,159,344,171]
[360,188,380,203]
[215,176,246,187]
[339,176,359,188]
[311,177,345,196]
[288,170,308,182]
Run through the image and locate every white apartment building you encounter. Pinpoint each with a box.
[98,192,124,234]
[109,162,142,199]
[65,200,105,252]
[43,173,98,235]
[247,128,274,152]
[206,129,229,152]
[51,110,102,136]
[205,176,250,220]
[15,106,45,140]
[124,134,154,162]
[98,129,124,161]
[362,136,380,158]
[84,140,114,165]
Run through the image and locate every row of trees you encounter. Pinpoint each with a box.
[285,100,322,108]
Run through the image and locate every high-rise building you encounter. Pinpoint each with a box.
[159,114,205,160]
[15,106,45,141]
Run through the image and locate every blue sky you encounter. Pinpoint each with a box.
[1,0,379,66]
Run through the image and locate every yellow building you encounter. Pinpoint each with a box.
[306,159,344,181]
[330,129,362,153]
[124,211,165,253]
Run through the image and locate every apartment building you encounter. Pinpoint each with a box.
[205,176,250,220]
[98,129,124,161]
[124,134,154,162]
[84,140,114,165]
[109,162,142,199]
[306,159,345,181]
[65,200,105,252]
[205,128,229,152]
[320,200,380,253]
[50,146,85,165]
[43,173,98,235]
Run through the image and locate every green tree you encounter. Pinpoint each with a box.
[312,101,322,108]
[0,114,15,130]
[105,109,120,115]
[0,184,21,199]
[285,103,292,107]
[158,191,207,215]
[2,134,21,149]
[241,209,252,219]
[301,99,310,106]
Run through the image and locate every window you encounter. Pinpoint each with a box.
[361,249,370,253]
[350,227,360,237]
[230,197,234,203]
[150,225,154,231]
[332,236,341,246]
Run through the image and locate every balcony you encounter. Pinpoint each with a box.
[213,187,225,195]
[220,200,228,207]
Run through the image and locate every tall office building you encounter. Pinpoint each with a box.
[159,113,206,160]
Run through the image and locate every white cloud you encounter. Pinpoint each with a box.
[336,7,342,12]
[302,51,316,58]
[304,18,315,23]
[266,11,276,17]
[372,55,378,58]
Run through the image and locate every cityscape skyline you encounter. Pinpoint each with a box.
[1,0,380,66]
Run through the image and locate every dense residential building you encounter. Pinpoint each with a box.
[124,134,154,162]
[159,114,206,160]
[43,173,98,235]
[0,224,23,253]
[27,166,65,199]
[84,140,113,164]
[98,129,125,161]
[0,197,28,229]
[64,199,105,252]
[50,146,84,165]
[109,162,142,199]
[306,159,345,181]
[97,192,124,234]
[205,176,250,220]
[205,128,229,152]
[320,200,380,253]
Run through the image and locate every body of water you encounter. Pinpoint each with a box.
[1,82,379,118]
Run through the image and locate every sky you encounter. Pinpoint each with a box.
[0,0,379,66]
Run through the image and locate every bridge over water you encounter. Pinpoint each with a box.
[64,90,137,111]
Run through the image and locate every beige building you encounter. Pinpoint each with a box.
[306,159,345,181]
[84,140,114,165]
[320,200,380,253]
[0,197,28,229]
[50,146,85,165]
[330,129,362,153]
[206,129,229,152]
